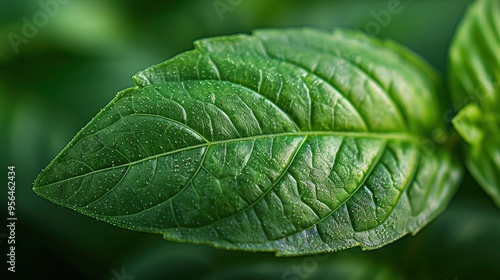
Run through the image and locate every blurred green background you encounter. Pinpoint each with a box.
[1,0,500,279]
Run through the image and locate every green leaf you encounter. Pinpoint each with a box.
[33,28,461,255]
[449,0,500,207]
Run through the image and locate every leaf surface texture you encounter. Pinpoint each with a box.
[34,28,461,255]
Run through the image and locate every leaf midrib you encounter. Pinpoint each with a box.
[36,131,421,190]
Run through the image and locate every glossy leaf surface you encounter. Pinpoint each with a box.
[34,28,461,255]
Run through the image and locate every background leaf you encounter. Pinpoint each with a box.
[34,28,462,256]
[449,0,500,207]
